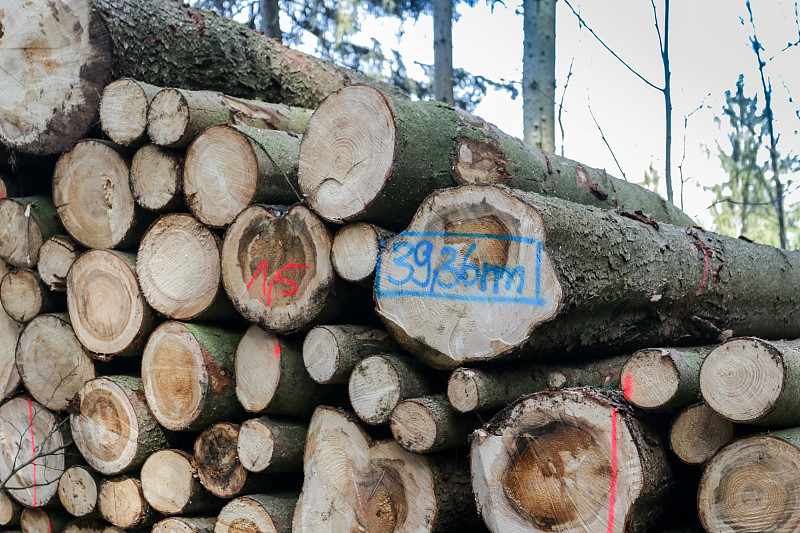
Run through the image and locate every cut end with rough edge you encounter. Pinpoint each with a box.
[235,325,282,413]
[447,368,482,413]
[100,79,150,146]
[298,85,396,224]
[620,348,680,409]
[146,88,190,147]
[302,326,339,384]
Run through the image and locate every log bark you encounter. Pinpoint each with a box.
[669,402,734,466]
[0,491,22,527]
[52,139,155,250]
[140,449,222,516]
[0,260,22,402]
[302,325,399,385]
[66,249,155,359]
[20,508,71,533]
[0,268,63,323]
[620,346,712,411]
[376,184,800,369]
[70,375,169,475]
[298,85,694,230]
[0,397,68,508]
[471,388,677,533]
[130,144,184,213]
[0,196,63,268]
[447,355,628,413]
[698,429,800,532]
[184,126,300,228]
[235,325,342,417]
[137,214,234,321]
[0,0,402,154]
[193,422,277,499]
[237,418,307,473]
[99,78,162,147]
[331,223,396,285]
[152,517,216,533]
[59,465,100,518]
[217,493,297,533]
[293,406,480,533]
[38,236,83,293]
[142,321,243,431]
[390,394,480,454]
[16,314,96,412]
[700,337,800,426]
[348,353,439,425]
[222,204,360,333]
[97,475,159,530]
[147,88,311,148]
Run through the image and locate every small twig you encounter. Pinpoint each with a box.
[557,58,575,157]
[587,96,627,181]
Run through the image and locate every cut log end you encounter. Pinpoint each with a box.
[141,449,200,516]
[0,268,45,322]
[130,144,184,212]
[302,326,340,384]
[217,494,297,533]
[298,85,395,224]
[99,79,151,146]
[59,465,99,517]
[137,214,222,320]
[38,235,81,292]
[194,422,248,498]
[348,355,404,424]
[389,399,439,452]
[700,337,784,424]
[235,326,283,413]
[331,222,381,283]
[447,368,483,413]
[237,420,276,473]
[0,260,22,402]
[0,198,44,268]
[147,88,191,147]
[376,185,563,369]
[153,517,217,533]
[670,403,734,465]
[620,348,681,409]
[0,491,21,526]
[698,434,800,533]
[98,476,153,529]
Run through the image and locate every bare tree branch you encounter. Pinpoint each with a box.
[557,58,575,157]
[587,95,627,181]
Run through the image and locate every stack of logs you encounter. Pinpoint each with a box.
[1,1,800,532]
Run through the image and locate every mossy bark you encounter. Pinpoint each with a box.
[302,325,399,385]
[390,394,480,454]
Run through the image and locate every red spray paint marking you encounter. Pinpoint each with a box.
[246,261,309,306]
[622,374,633,402]
[696,250,710,296]
[607,408,620,533]
[274,344,281,358]
[27,398,37,507]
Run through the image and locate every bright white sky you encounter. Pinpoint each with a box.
[290,1,800,227]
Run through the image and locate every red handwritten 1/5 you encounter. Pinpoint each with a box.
[246,261,309,306]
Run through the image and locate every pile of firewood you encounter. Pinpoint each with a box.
[1,1,799,533]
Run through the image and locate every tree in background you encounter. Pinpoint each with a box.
[522,0,555,151]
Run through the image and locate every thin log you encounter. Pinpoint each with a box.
[302,325,399,385]
[0,397,68,508]
[293,406,480,532]
[38,236,82,292]
[140,449,222,516]
[0,269,63,323]
[621,346,713,410]
[331,223,396,285]
[142,321,243,431]
[216,493,298,533]
[52,139,154,249]
[0,0,401,154]
[0,196,63,268]
[298,85,694,230]
[0,491,22,527]
[67,249,155,359]
[20,509,71,533]
[669,402,734,466]
[390,394,479,453]
[16,314,96,412]
[471,388,677,533]
[147,88,311,148]
[64,518,108,533]
[348,353,439,425]
[70,376,169,475]
[698,429,800,532]
[59,465,100,518]
[376,184,800,369]
[0,260,22,402]
[183,125,300,228]
[700,337,800,426]
[99,78,162,147]
[237,417,307,473]
[235,325,342,417]
[137,214,234,321]
[97,475,159,530]
[152,517,216,533]
[448,355,628,413]
[130,144,184,213]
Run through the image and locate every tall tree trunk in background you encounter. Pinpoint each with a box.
[522,0,556,151]
[662,0,674,204]
[433,0,455,105]
[260,0,282,42]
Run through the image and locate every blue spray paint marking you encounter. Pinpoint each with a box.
[375,231,546,306]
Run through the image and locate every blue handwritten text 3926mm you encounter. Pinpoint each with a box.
[375,232,546,306]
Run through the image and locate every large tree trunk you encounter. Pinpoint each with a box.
[298,85,693,230]
[698,429,800,533]
[522,0,556,151]
[141,322,243,431]
[471,388,677,533]
[293,406,480,533]
[376,184,800,369]
[433,0,454,105]
[140,449,223,516]
[0,0,403,155]
[216,493,297,533]
[700,337,800,426]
